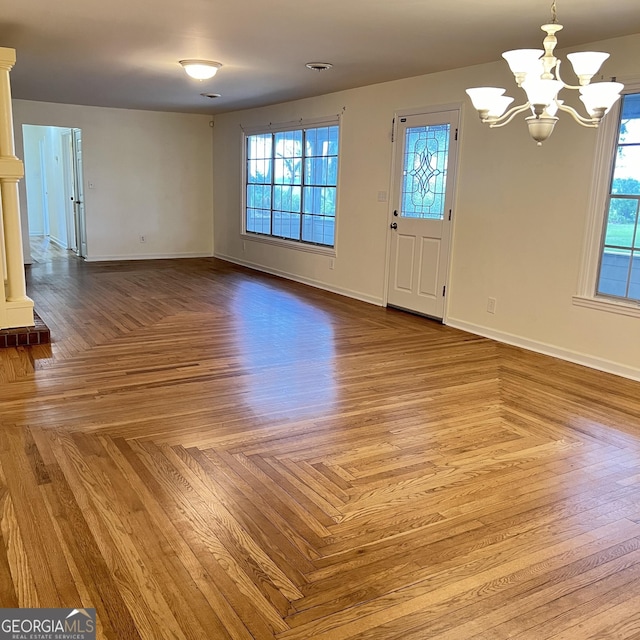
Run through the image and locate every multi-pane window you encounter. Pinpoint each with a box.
[245,122,339,248]
[597,92,640,302]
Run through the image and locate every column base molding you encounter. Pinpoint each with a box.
[0,310,49,348]
[2,297,35,330]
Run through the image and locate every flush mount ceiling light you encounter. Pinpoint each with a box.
[200,92,221,99]
[465,1,624,145]
[179,60,222,80]
[305,62,333,72]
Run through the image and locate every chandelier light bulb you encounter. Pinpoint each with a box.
[545,99,563,117]
[502,49,544,85]
[566,52,609,85]
[579,82,624,116]
[465,87,506,114]
[522,78,563,110]
[487,96,515,118]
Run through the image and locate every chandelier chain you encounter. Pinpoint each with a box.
[551,1,558,24]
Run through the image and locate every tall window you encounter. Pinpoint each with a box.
[597,92,640,302]
[244,121,339,248]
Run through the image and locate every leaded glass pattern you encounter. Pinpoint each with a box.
[401,124,450,219]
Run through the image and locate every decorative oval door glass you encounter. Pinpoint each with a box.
[401,124,450,219]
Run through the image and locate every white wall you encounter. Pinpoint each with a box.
[212,33,640,379]
[13,101,214,262]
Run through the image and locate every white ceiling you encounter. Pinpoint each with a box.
[3,0,640,115]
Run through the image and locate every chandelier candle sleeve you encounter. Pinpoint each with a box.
[567,52,610,85]
[466,88,508,117]
[465,2,623,145]
[502,49,544,85]
[579,82,625,117]
[522,78,563,113]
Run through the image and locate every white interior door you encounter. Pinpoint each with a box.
[38,139,50,237]
[387,109,459,319]
[61,130,78,252]
[71,128,87,258]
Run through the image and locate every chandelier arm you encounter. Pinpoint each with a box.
[554,60,582,91]
[557,103,599,128]
[485,103,532,128]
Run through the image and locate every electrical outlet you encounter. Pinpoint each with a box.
[487,297,497,314]
[139,235,146,243]
[329,258,335,270]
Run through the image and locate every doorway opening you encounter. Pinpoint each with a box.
[22,125,87,263]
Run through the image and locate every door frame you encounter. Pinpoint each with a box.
[61,130,78,252]
[23,124,88,259]
[71,128,88,258]
[383,102,463,323]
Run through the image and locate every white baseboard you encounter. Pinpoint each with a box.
[85,252,214,262]
[446,317,640,382]
[214,252,384,307]
[82,247,639,382]
[49,236,68,250]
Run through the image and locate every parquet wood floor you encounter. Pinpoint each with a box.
[1,255,640,638]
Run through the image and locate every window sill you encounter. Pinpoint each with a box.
[573,295,640,319]
[242,233,336,257]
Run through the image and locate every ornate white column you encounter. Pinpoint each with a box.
[0,46,34,328]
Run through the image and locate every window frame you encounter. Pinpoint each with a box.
[574,78,640,318]
[241,116,340,256]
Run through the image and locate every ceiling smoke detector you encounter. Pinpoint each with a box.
[305,62,333,72]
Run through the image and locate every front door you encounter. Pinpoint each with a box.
[387,109,459,319]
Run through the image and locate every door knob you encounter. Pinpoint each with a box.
[390,222,398,229]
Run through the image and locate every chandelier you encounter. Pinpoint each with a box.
[465,2,624,145]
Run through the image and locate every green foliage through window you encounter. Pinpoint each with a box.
[245,124,339,247]
[597,93,640,301]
